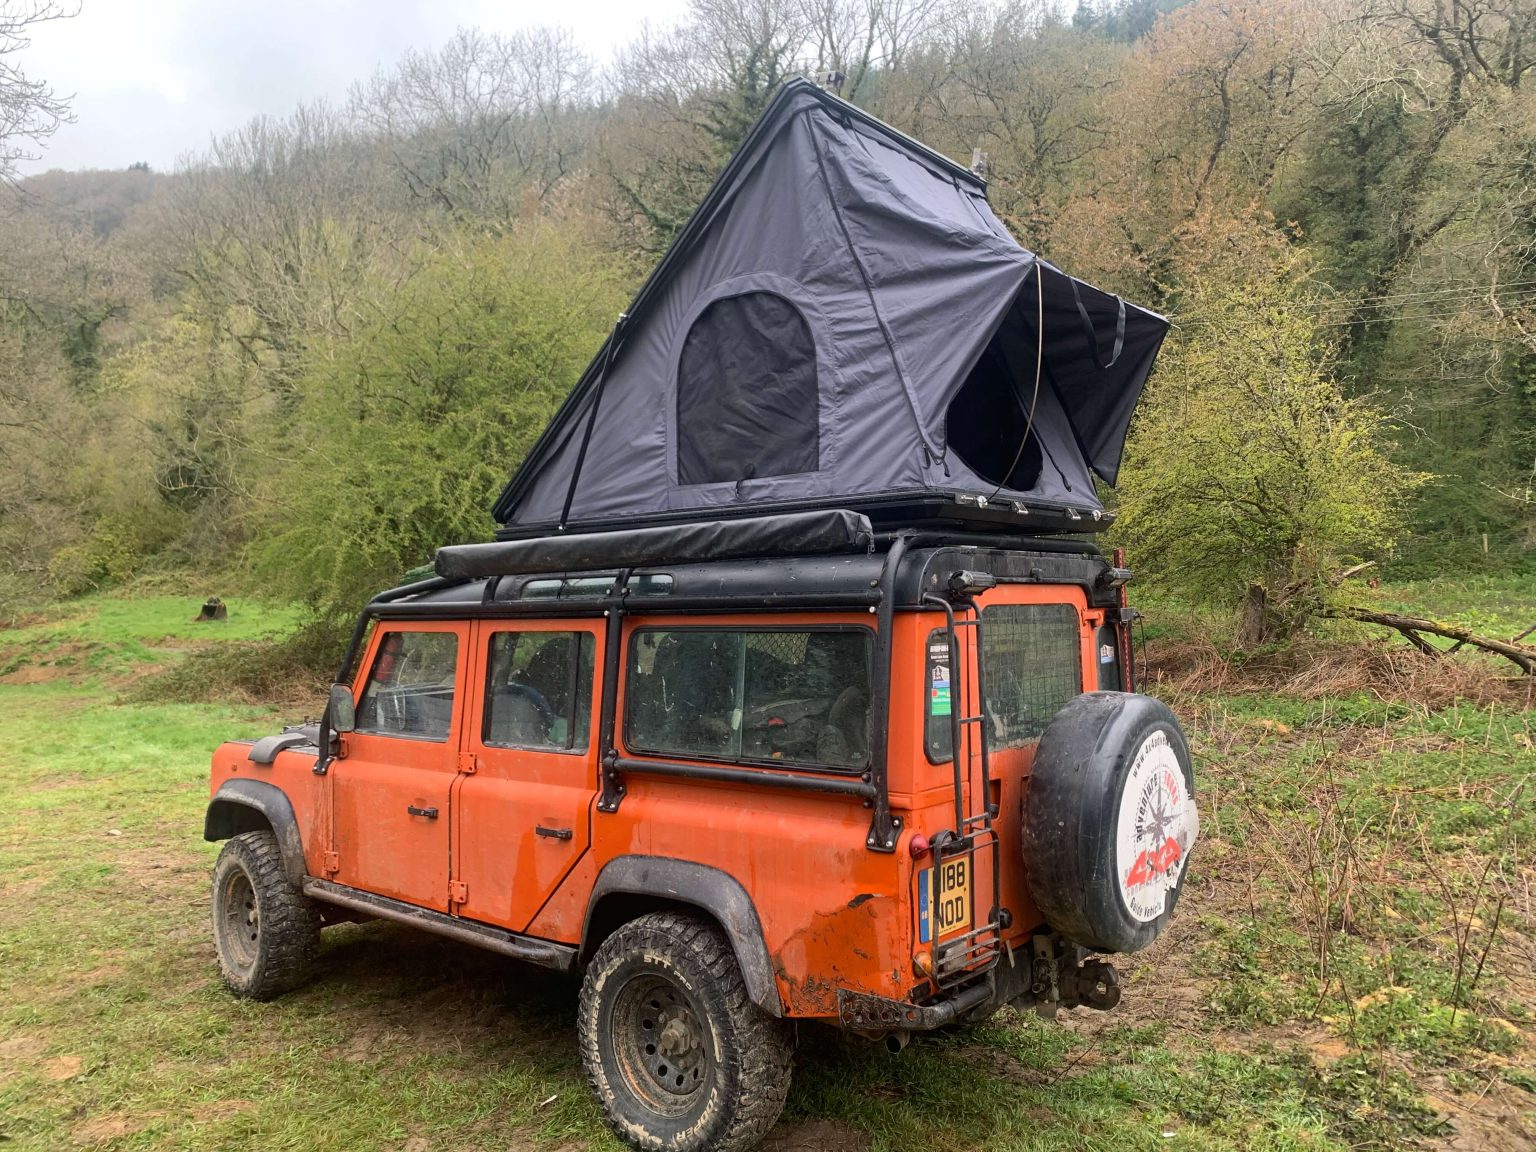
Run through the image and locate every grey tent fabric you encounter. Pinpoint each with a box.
[492,80,1168,539]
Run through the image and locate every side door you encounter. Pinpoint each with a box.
[452,621,601,933]
[329,622,467,912]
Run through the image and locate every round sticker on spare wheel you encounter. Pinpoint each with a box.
[1116,729,1199,923]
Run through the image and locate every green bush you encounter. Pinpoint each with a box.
[249,221,629,621]
[1114,219,1426,640]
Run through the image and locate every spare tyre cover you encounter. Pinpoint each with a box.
[1021,692,1198,954]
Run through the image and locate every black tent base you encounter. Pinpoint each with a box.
[492,491,1110,543]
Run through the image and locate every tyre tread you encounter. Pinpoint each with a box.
[578,910,793,1152]
[212,829,320,1000]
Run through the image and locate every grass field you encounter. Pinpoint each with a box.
[0,592,1531,1151]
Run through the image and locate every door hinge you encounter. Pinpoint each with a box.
[337,734,351,758]
[323,851,340,875]
[449,879,468,905]
[457,753,478,774]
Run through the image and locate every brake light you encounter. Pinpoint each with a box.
[909,833,931,860]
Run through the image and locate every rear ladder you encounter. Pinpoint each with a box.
[923,593,1004,987]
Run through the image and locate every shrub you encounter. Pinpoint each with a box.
[1114,217,1427,643]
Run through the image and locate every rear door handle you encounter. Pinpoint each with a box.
[407,805,439,819]
[535,825,573,841]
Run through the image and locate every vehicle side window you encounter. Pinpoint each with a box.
[484,631,595,751]
[625,628,871,770]
[981,604,1082,747]
[355,631,459,741]
[925,628,955,762]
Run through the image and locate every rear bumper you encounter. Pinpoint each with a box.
[836,980,992,1033]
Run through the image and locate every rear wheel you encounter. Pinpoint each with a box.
[211,830,320,1000]
[578,911,794,1152]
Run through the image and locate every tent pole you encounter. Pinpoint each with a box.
[559,314,628,532]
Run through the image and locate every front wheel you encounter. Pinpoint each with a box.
[577,912,794,1152]
[210,830,320,1000]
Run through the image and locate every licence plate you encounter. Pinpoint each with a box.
[928,854,972,940]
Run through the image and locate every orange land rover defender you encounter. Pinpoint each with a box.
[204,511,1198,1152]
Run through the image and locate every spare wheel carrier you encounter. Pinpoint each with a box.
[1021,692,1198,955]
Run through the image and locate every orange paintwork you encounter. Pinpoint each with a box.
[210,591,1104,1019]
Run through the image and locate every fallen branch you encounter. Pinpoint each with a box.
[1448,618,1536,655]
[1323,607,1536,675]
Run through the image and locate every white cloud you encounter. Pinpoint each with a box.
[17,0,687,174]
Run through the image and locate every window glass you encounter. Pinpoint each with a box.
[626,628,871,769]
[355,631,459,740]
[676,293,819,484]
[1095,624,1123,692]
[484,631,595,751]
[982,604,1082,747]
[925,607,1084,761]
[924,628,956,761]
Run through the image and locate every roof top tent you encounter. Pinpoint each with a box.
[490,79,1169,542]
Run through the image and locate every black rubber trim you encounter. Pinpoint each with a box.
[582,856,782,1017]
[204,779,307,888]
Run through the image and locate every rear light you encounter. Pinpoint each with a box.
[908,833,931,860]
[912,951,936,979]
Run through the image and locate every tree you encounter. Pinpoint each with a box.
[250,221,628,620]
[0,0,74,183]
[1113,216,1426,643]
[349,27,596,221]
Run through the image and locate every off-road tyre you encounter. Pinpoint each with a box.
[578,911,794,1152]
[1022,692,1198,955]
[210,830,321,1000]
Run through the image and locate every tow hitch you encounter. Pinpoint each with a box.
[1026,934,1122,1016]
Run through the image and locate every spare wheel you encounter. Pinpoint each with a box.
[1021,692,1198,954]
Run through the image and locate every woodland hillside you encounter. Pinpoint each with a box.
[2,0,1533,639]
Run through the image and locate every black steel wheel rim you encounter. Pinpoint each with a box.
[219,869,259,971]
[610,970,711,1116]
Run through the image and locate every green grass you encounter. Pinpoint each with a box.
[0,593,1531,1150]
[0,595,302,684]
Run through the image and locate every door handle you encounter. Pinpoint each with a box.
[407,805,439,819]
[535,825,573,841]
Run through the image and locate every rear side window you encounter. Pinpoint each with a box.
[924,628,955,761]
[982,604,1082,747]
[625,628,871,769]
[355,631,458,741]
[484,631,595,751]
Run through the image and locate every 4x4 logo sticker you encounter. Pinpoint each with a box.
[1116,730,1199,923]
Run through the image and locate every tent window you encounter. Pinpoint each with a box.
[677,292,819,485]
[947,345,1043,491]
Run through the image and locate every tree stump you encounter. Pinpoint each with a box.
[196,597,228,622]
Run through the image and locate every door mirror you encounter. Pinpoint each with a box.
[328,684,356,733]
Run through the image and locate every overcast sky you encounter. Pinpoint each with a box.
[17,0,688,175]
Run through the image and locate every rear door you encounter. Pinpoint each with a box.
[330,623,466,911]
[452,620,601,932]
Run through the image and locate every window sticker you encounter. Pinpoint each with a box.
[928,640,952,718]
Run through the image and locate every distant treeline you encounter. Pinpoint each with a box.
[0,0,1531,628]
